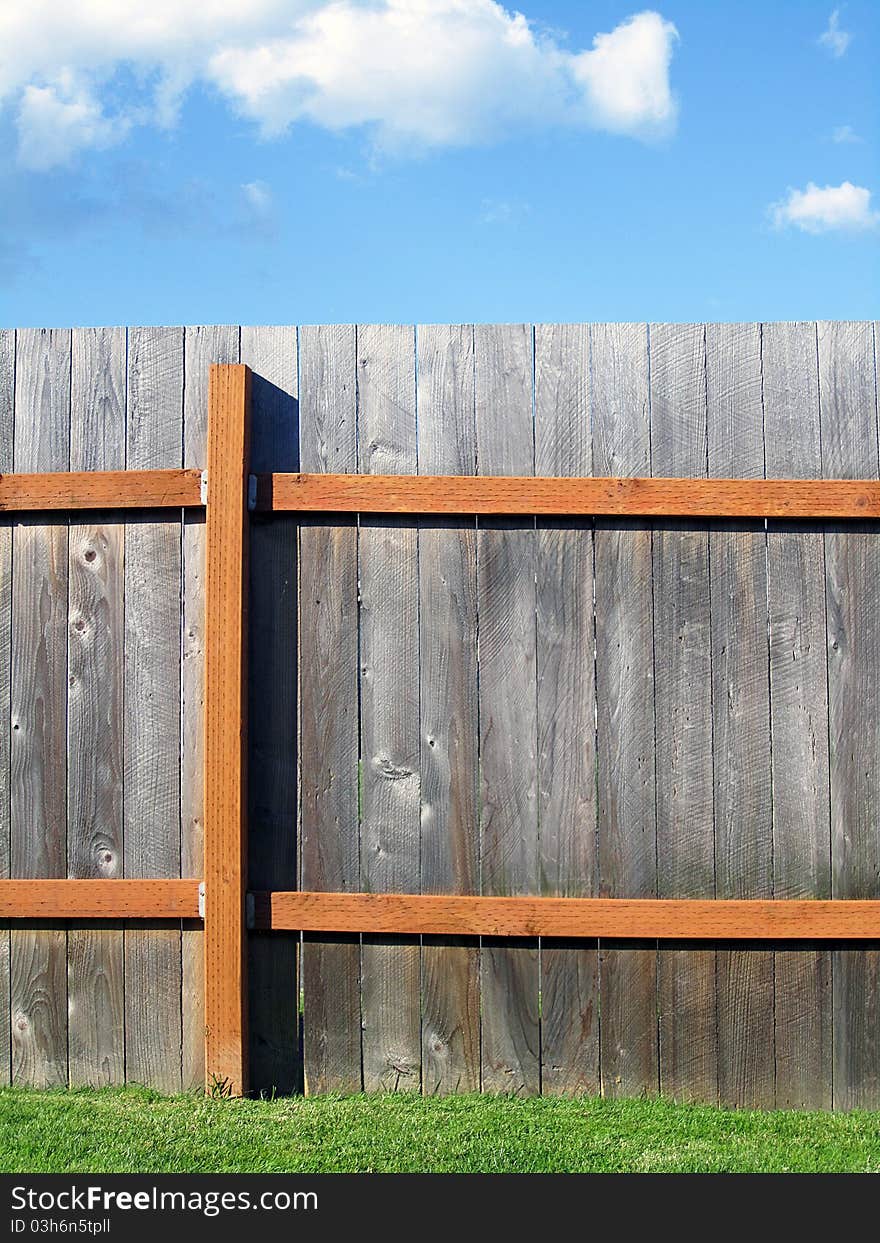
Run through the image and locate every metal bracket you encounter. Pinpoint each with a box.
[198,882,206,920]
[200,470,208,505]
[245,892,255,930]
[247,475,257,512]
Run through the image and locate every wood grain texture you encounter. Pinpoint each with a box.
[298,324,362,1093]
[534,323,599,1095]
[417,324,480,1095]
[0,470,202,511]
[241,325,299,1096]
[256,473,880,517]
[204,364,251,1095]
[0,329,13,1083]
[358,325,420,1092]
[255,891,880,939]
[183,326,239,1088]
[820,320,880,1108]
[67,326,125,1086]
[651,323,717,1103]
[475,323,539,1094]
[764,321,832,1109]
[0,880,200,918]
[592,322,658,1099]
[707,321,775,1108]
[11,328,70,1087]
[124,326,184,1091]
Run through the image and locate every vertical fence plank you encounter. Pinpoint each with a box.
[182,326,240,1089]
[475,323,540,1094]
[204,363,251,1096]
[418,325,480,1094]
[11,328,70,1086]
[241,326,300,1095]
[707,322,775,1107]
[67,327,125,1086]
[592,323,658,1098]
[125,326,184,1090]
[651,323,717,1101]
[358,325,421,1091]
[0,330,13,1084]
[535,323,599,1095]
[820,320,880,1108]
[763,321,832,1109]
[299,325,362,1092]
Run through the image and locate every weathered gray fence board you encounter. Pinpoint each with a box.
[534,322,599,1095]
[707,321,775,1108]
[0,329,13,1084]
[763,320,832,1109]
[242,325,300,1095]
[11,328,70,1086]
[299,324,362,1092]
[651,322,717,1102]
[124,325,184,1090]
[67,326,125,1085]
[820,320,880,1108]
[358,324,421,1092]
[417,324,480,1094]
[475,323,540,1094]
[592,322,658,1098]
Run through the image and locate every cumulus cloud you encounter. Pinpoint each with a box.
[570,11,678,137]
[818,9,851,58]
[771,181,878,233]
[0,2,680,169]
[16,76,130,170]
[210,5,678,148]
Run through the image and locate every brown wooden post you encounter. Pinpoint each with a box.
[204,363,251,1095]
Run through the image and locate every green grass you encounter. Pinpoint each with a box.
[3,1087,880,1173]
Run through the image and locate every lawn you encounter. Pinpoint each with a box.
[3,1087,880,1173]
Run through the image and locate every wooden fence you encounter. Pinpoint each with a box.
[1,321,879,1108]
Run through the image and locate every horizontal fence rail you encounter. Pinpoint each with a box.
[0,879,202,919]
[0,468,204,510]
[6,884,880,941]
[250,892,880,939]
[5,468,880,519]
[254,472,880,518]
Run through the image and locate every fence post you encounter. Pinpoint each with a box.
[204,363,252,1095]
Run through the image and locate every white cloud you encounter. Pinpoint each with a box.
[209,4,679,148]
[570,11,679,138]
[831,124,861,143]
[16,76,130,170]
[0,2,680,169]
[771,181,878,233]
[818,9,851,58]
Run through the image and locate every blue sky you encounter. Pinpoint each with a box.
[0,1,877,327]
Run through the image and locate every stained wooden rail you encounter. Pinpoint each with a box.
[0,879,201,920]
[5,469,880,520]
[252,473,880,519]
[252,891,880,940]
[0,468,203,511]
[5,882,880,940]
